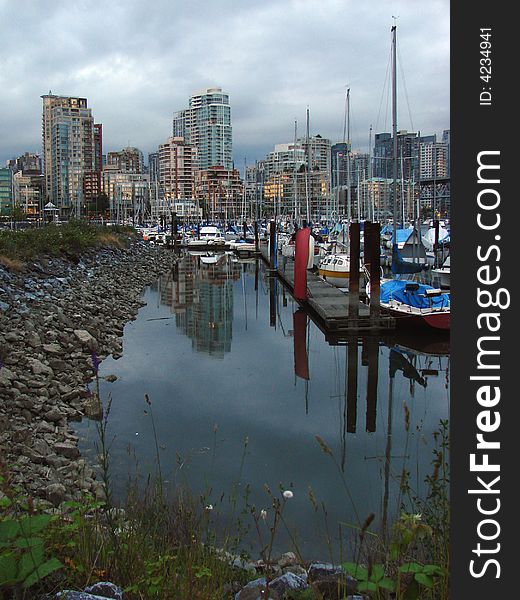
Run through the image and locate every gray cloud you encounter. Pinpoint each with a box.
[0,0,449,166]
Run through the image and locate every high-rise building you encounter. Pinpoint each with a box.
[173,87,232,170]
[41,94,100,212]
[373,131,435,180]
[101,170,149,223]
[195,166,243,220]
[0,168,13,216]
[331,143,349,188]
[5,153,44,216]
[442,129,450,177]
[148,152,160,183]
[93,124,103,173]
[300,134,331,173]
[262,143,305,179]
[106,147,144,174]
[158,137,197,202]
[6,153,42,175]
[419,142,448,180]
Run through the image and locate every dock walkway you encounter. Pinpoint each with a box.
[261,245,395,333]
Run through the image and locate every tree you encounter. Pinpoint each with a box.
[87,193,110,217]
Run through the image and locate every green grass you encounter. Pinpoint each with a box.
[0,220,137,261]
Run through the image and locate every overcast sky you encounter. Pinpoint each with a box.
[0,0,449,169]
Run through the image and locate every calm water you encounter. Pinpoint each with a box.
[76,251,450,559]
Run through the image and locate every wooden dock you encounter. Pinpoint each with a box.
[261,245,395,333]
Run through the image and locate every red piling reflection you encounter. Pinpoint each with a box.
[293,310,310,380]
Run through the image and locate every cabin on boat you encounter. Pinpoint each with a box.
[392,227,427,264]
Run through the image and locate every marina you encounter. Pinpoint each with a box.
[259,242,396,333]
[74,250,450,559]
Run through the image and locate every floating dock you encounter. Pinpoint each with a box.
[261,245,395,333]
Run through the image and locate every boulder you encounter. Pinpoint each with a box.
[308,563,357,599]
[235,577,277,600]
[277,551,298,568]
[269,572,309,596]
[54,443,80,459]
[73,329,97,347]
[44,407,64,423]
[27,357,53,377]
[83,582,124,599]
[45,483,67,505]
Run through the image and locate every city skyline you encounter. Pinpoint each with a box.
[0,0,449,167]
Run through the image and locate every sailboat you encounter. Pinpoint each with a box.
[367,24,450,331]
[318,88,363,287]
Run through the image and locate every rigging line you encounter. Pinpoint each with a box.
[374,44,393,136]
[396,41,415,132]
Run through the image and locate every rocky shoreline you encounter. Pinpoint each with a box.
[1,242,368,599]
[0,240,176,506]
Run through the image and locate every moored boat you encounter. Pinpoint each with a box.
[318,254,363,288]
[367,278,450,330]
[185,226,226,247]
[431,255,450,288]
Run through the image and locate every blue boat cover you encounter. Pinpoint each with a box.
[392,227,414,244]
[380,279,450,309]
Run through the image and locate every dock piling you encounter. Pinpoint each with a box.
[366,222,381,320]
[349,222,360,319]
[269,220,277,272]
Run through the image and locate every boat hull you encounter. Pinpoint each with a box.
[384,304,450,330]
[318,268,365,289]
[431,268,450,289]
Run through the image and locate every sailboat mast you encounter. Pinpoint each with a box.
[368,124,374,221]
[305,108,311,223]
[392,24,398,237]
[293,119,298,221]
[346,88,351,224]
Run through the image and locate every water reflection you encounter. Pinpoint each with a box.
[76,251,450,558]
[157,253,240,358]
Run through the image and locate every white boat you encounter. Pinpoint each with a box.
[422,226,449,252]
[228,240,256,253]
[199,253,220,265]
[431,255,450,288]
[186,226,226,247]
[366,277,450,330]
[318,254,363,288]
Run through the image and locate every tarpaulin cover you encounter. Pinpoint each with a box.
[391,244,427,274]
[380,279,450,309]
[392,227,414,244]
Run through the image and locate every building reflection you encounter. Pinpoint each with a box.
[158,252,240,358]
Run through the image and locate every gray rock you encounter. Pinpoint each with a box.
[44,407,63,422]
[308,562,344,579]
[270,572,309,596]
[44,343,63,354]
[308,563,357,599]
[54,443,80,459]
[73,329,96,346]
[0,367,15,385]
[83,582,123,599]
[45,483,67,505]
[27,357,53,376]
[235,577,277,600]
[26,331,41,348]
[277,551,298,568]
[56,592,114,600]
[282,565,307,579]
